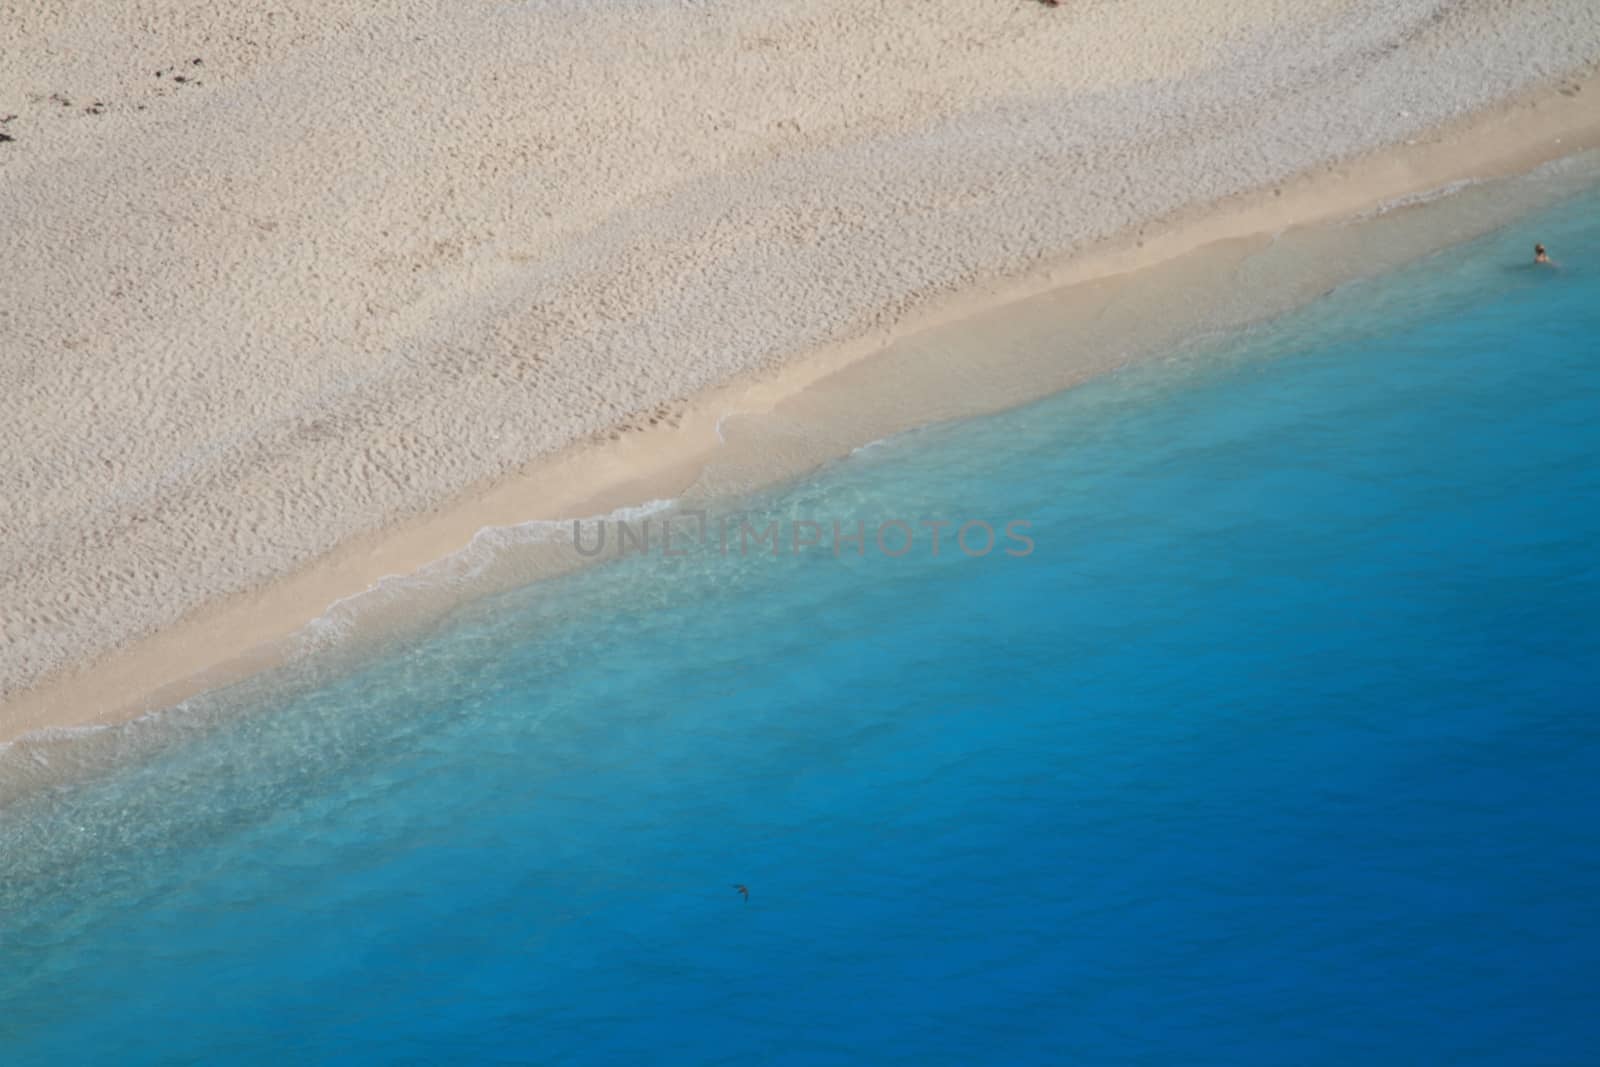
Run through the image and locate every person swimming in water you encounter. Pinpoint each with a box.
[1535,243,1552,265]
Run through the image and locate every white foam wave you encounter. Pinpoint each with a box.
[2,493,685,772]
[1356,178,1484,220]
[848,436,893,457]
[294,496,679,655]
[714,411,748,444]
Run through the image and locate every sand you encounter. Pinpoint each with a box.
[2,0,1599,740]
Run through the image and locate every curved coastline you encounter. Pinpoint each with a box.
[7,90,1600,750]
[3,2,1600,743]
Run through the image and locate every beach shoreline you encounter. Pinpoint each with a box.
[5,67,1598,747]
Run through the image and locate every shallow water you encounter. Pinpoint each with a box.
[2,185,1599,1064]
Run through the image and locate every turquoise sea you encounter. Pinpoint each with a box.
[2,183,1598,1064]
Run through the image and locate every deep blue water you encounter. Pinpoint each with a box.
[3,187,1599,1065]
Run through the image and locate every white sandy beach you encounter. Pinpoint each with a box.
[2,0,1599,738]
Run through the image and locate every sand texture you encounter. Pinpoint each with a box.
[2,0,1599,709]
